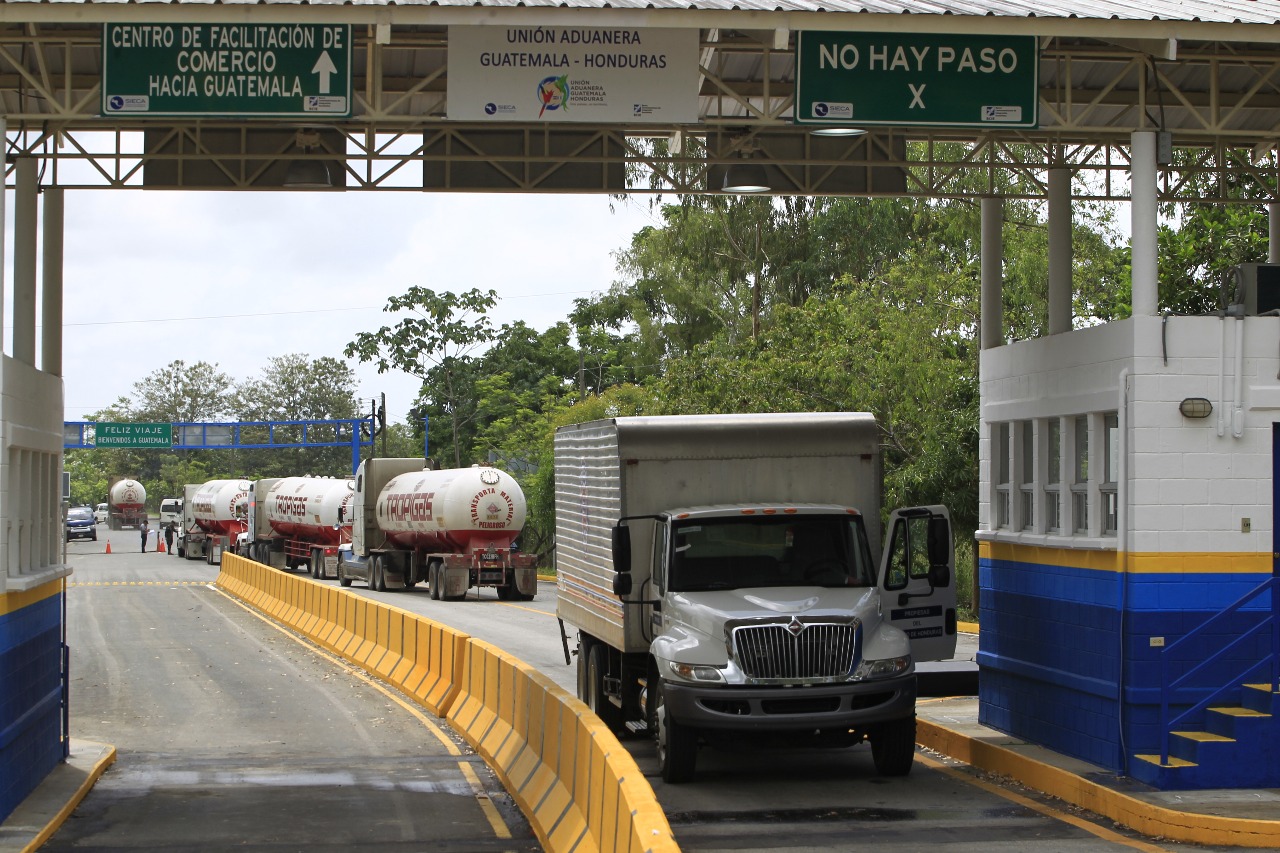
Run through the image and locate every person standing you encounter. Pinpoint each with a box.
[164,522,175,555]
[140,520,150,553]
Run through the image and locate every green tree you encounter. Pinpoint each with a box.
[346,287,497,469]
[234,353,360,477]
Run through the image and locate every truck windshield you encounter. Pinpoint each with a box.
[668,515,876,592]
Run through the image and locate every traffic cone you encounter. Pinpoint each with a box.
[158,537,166,554]
[105,540,112,554]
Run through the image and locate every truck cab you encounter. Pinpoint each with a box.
[607,502,955,782]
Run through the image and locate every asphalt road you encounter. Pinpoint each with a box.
[50,528,1231,852]
[49,532,539,852]
[327,567,1230,852]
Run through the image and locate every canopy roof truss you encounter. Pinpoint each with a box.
[0,14,1275,202]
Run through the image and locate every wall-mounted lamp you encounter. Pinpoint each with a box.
[283,129,332,189]
[1179,397,1213,419]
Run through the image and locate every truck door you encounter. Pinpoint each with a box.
[351,466,368,557]
[878,505,958,662]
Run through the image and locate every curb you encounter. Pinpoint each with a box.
[916,719,1280,848]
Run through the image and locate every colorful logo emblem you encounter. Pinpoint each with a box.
[536,75,569,117]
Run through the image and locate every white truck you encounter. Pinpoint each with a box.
[554,413,958,783]
[177,479,250,564]
[336,459,538,600]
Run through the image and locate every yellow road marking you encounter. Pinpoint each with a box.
[458,760,513,840]
[915,752,1175,852]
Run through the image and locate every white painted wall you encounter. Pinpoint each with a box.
[980,314,1279,556]
[0,355,69,593]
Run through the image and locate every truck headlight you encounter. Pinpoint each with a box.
[854,655,911,680]
[667,661,727,684]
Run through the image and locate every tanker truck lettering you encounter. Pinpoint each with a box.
[106,477,148,530]
[240,476,354,579]
[555,413,958,784]
[337,458,537,601]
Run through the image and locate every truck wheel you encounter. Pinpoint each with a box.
[870,716,917,777]
[429,562,441,600]
[584,644,622,732]
[311,548,323,579]
[338,564,352,588]
[656,681,697,784]
[496,583,513,601]
[369,557,382,591]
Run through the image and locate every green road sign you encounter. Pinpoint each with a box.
[102,24,352,117]
[795,32,1038,129]
[95,423,174,449]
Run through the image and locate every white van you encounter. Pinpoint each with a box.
[93,503,108,524]
[159,498,183,528]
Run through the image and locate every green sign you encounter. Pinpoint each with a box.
[795,32,1038,128]
[96,423,174,449]
[101,24,351,117]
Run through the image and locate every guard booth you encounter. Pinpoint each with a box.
[979,264,1280,789]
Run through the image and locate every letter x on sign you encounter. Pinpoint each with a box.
[909,83,926,109]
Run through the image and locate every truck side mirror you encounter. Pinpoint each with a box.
[337,506,345,523]
[613,572,633,597]
[611,525,632,575]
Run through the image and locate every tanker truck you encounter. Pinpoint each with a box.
[555,413,958,783]
[106,477,147,530]
[240,476,355,580]
[335,459,538,601]
[178,479,250,564]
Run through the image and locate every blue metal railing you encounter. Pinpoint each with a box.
[1158,576,1280,764]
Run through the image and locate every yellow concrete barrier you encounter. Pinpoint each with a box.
[215,553,678,853]
[448,638,678,853]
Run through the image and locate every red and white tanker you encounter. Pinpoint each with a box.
[337,458,537,600]
[179,479,250,564]
[239,476,356,578]
[106,477,147,530]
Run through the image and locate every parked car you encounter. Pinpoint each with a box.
[94,503,108,524]
[67,506,98,541]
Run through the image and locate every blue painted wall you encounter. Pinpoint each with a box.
[978,547,1271,775]
[0,586,65,822]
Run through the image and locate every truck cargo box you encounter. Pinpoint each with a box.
[555,413,882,655]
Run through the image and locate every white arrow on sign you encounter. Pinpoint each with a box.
[312,51,338,95]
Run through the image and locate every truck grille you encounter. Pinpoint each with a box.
[731,621,860,681]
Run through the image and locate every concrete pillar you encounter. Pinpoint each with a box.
[981,196,1003,349]
[41,188,63,376]
[1130,131,1159,316]
[1048,168,1073,334]
[13,156,37,365]
[1269,203,1279,264]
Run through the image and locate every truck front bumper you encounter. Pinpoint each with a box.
[662,673,916,732]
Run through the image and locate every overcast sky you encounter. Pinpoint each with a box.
[41,190,659,428]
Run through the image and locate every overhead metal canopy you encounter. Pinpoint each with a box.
[0,0,1277,200]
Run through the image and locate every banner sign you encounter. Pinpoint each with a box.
[446,26,698,123]
[95,422,174,448]
[795,31,1038,128]
[102,23,352,117]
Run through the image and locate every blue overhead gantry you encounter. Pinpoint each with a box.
[63,418,378,475]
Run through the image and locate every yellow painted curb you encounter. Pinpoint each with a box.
[20,743,117,853]
[916,720,1280,848]
[957,621,979,634]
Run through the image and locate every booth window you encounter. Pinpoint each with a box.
[1045,418,1061,533]
[1071,415,1090,534]
[1101,412,1119,534]
[1019,420,1034,531]
[995,422,1011,529]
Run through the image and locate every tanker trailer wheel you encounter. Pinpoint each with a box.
[370,556,387,592]
[583,643,622,732]
[655,680,697,784]
[310,548,323,579]
[428,562,441,600]
[869,716,916,777]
